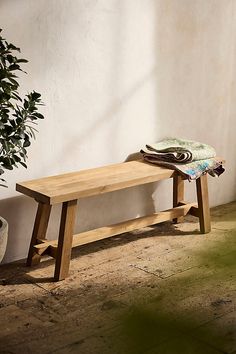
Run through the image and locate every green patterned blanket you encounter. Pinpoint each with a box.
[140,138,225,180]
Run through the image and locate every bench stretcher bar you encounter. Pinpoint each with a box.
[33,202,197,259]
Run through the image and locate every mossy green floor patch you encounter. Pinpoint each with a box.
[107,226,236,353]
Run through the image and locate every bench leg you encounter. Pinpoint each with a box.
[54,200,77,281]
[196,174,211,234]
[27,202,52,266]
[173,175,184,223]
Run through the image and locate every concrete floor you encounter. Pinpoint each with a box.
[0,202,235,354]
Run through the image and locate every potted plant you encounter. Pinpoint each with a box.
[0,28,44,261]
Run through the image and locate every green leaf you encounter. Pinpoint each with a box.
[12,92,22,101]
[31,91,41,100]
[2,163,13,170]
[32,112,44,119]
[9,63,20,71]
[16,58,28,63]
[16,117,22,124]
[19,161,27,168]
[23,140,31,148]
[13,154,21,162]
[8,43,20,51]
[2,92,11,100]
[8,77,19,87]
[6,55,13,63]
[10,119,16,128]
[4,125,13,135]
[23,99,29,109]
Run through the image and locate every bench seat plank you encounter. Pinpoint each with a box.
[16,160,177,204]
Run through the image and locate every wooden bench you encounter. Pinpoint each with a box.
[16,159,213,281]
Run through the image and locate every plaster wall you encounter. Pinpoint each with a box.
[0,0,235,263]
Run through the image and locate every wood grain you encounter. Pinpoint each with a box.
[26,202,51,266]
[173,175,185,223]
[16,160,177,204]
[196,174,211,233]
[54,200,77,281]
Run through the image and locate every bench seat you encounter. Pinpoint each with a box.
[16,160,177,204]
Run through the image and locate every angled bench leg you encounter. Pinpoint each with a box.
[173,175,185,223]
[27,202,52,266]
[54,200,77,281]
[196,174,211,233]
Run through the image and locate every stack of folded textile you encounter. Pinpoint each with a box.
[140,138,225,180]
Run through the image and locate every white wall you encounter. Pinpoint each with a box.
[0,0,235,263]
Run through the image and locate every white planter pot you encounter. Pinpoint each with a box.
[0,217,8,263]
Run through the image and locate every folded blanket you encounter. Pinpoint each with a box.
[141,138,216,163]
[141,138,225,180]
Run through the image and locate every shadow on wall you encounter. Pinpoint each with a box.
[41,66,158,176]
